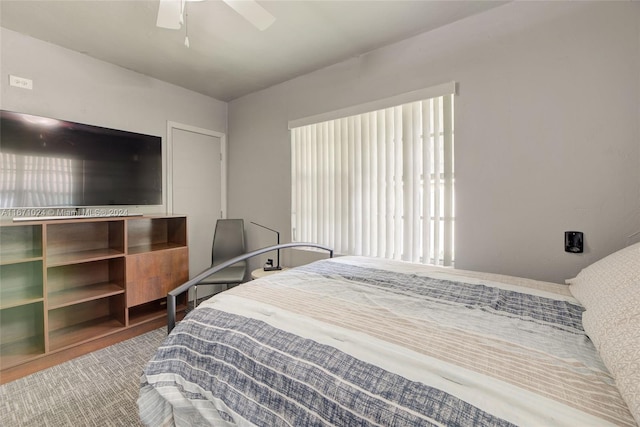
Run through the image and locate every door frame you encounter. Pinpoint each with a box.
[165,121,227,217]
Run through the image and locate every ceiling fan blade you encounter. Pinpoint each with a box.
[156,0,182,30]
[223,0,275,31]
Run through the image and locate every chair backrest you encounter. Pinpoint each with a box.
[211,219,246,266]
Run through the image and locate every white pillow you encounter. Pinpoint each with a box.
[581,280,639,425]
[582,284,639,350]
[597,317,640,425]
[567,242,640,310]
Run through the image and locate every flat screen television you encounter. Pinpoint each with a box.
[0,110,162,210]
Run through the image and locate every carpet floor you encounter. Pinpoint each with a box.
[0,327,167,427]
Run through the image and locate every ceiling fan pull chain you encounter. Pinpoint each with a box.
[184,0,190,48]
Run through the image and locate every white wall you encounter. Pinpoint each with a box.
[228,1,640,283]
[0,27,228,215]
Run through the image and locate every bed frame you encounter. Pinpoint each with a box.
[166,242,334,332]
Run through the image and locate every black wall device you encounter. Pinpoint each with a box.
[565,231,584,253]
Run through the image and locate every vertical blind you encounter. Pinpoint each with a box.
[291,93,454,266]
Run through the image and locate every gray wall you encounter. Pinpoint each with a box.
[0,27,227,215]
[228,1,640,283]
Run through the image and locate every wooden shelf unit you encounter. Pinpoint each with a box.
[0,215,188,379]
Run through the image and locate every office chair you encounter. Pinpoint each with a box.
[193,218,247,307]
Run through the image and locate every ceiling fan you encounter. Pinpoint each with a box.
[156,0,276,34]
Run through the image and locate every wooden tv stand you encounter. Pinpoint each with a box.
[0,215,189,383]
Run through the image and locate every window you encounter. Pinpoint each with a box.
[290,84,455,266]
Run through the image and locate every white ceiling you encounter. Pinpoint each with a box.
[0,0,507,102]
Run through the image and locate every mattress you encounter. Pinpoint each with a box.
[138,256,637,426]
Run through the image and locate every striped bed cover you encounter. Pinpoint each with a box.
[138,256,636,426]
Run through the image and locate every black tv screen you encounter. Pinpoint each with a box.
[0,110,162,208]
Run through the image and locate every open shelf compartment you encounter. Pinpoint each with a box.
[0,302,45,369]
[48,295,126,352]
[0,260,44,309]
[128,293,187,327]
[127,216,187,254]
[46,220,125,266]
[47,258,125,309]
[0,224,43,265]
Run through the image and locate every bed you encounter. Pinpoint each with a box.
[138,247,639,426]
